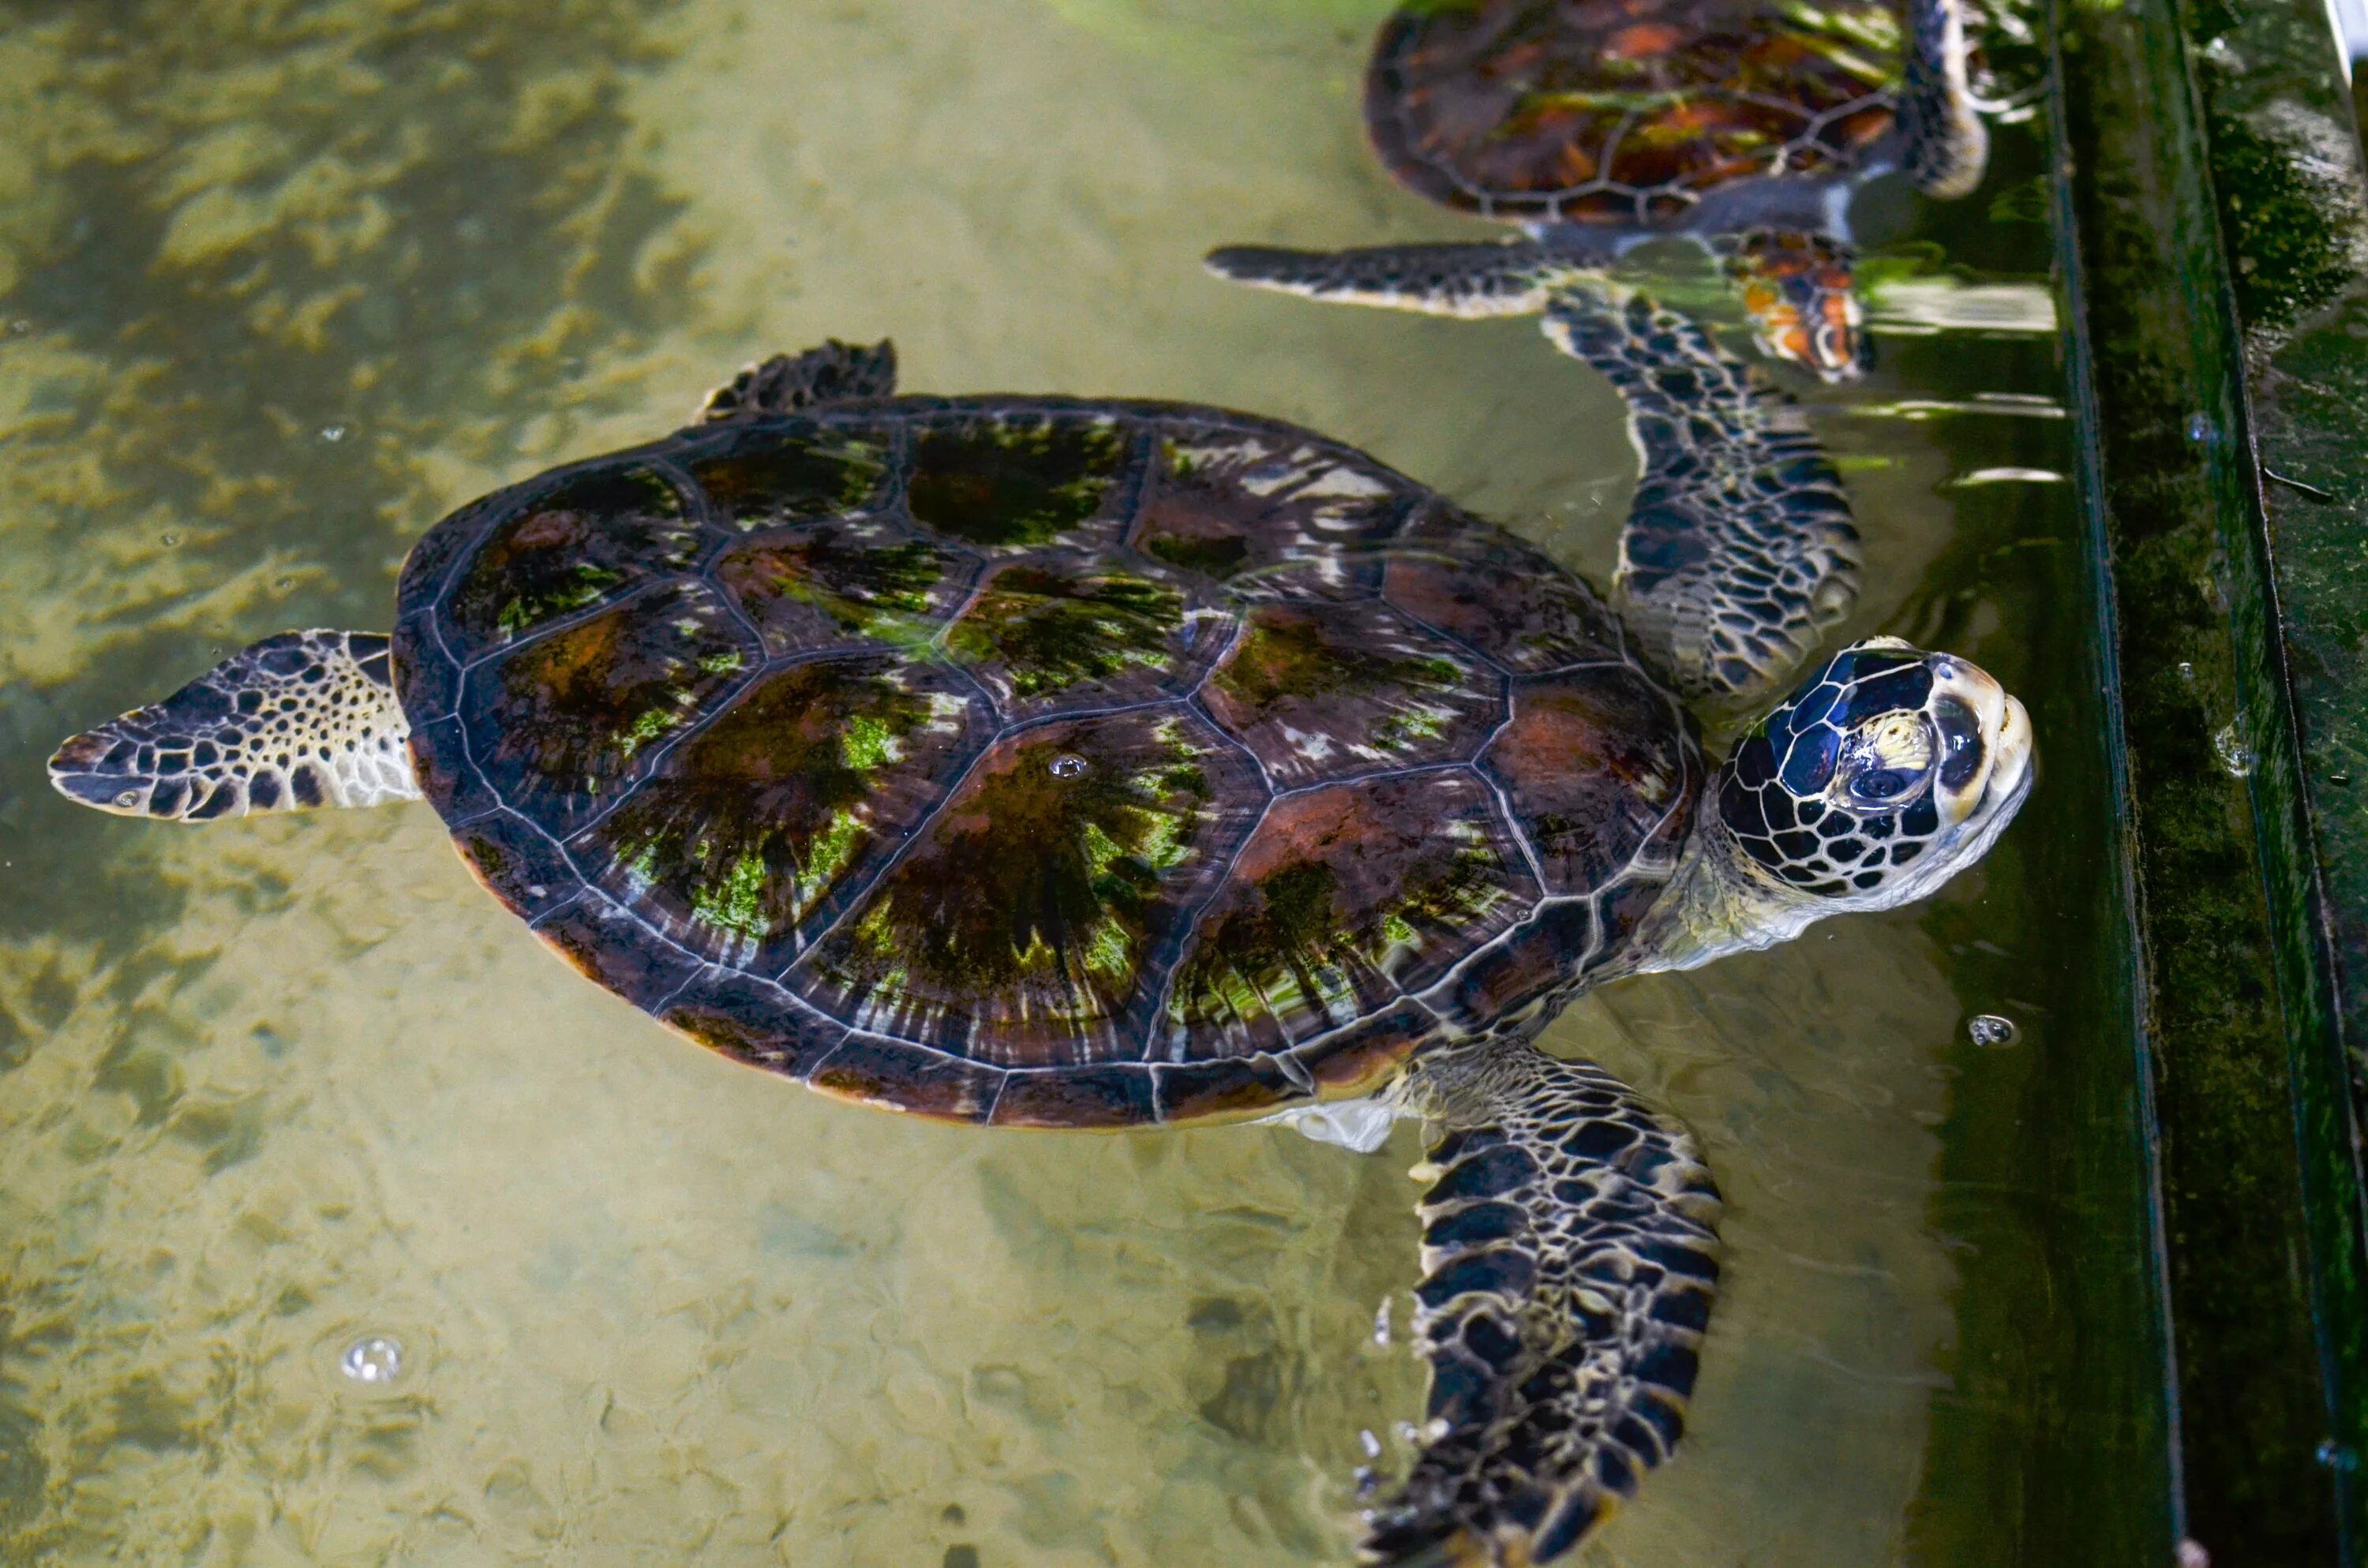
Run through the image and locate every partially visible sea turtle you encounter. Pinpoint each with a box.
[49,331,2029,1564]
[1208,0,1989,380]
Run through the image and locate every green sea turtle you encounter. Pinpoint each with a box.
[1208,0,1990,380]
[48,331,2029,1564]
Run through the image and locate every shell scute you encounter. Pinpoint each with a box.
[905,411,1134,551]
[944,556,1228,717]
[1306,999,1441,1095]
[1160,770,1539,1059]
[574,656,987,972]
[661,968,846,1077]
[444,464,701,646]
[1383,505,1627,673]
[789,703,1267,1065]
[682,426,890,532]
[1150,1053,1308,1125]
[714,519,975,658]
[807,1035,1006,1123]
[990,1065,1161,1129]
[1133,432,1408,601]
[1202,600,1501,787]
[460,579,757,833]
[1435,896,1598,1030]
[450,807,578,923]
[534,891,705,1012]
[1482,667,1696,896]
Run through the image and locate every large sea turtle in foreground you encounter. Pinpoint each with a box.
[1208,0,1990,380]
[50,328,2030,1564]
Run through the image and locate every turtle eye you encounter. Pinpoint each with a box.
[1830,712,1937,814]
[1846,767,1916,806]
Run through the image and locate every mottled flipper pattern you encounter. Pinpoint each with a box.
[699,338,898,422]
[1544,291,1860,705]
[1373,1043,1722,1566]
[48,631,418,821]
[1205,241,1589,320]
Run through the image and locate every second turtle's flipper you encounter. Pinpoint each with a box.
[699,338,897,422]
[1544,290,1861,704]
[47,631,419,822]
[1900,0,1990,200]
[1204,241,1584,320]
[1370,1046,1722,1566]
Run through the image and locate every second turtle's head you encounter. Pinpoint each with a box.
[1717,637,2033,911]
[1726,230,1869,383]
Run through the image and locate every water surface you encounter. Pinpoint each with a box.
[0,2,2094,1562]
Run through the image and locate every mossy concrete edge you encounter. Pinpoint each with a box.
[2048,0,2368,1556]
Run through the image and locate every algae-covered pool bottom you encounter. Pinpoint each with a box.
[0,0,2132,1562]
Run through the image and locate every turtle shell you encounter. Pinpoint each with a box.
[391,398,1699,1128]
[1366,0,1907,226]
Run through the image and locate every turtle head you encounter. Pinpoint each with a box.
[1715,636,2033,914]
[1725,230,1869,384]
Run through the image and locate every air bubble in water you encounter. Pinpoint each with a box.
[339,1335,404,1386]
[2213,724,2254,777]
[1048,754,1088,779]
[1968,1013,2019,1048]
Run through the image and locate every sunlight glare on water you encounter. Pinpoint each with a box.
[0,1,2080,1563]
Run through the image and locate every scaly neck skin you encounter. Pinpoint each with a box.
[1619,808,1830,978]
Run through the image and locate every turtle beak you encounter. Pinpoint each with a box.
[1927,654,2033,840]
[1986,692,2035,820]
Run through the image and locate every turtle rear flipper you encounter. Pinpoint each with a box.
[699,337,897,422]
[1543,290,1860,705]
[48,630,418,821]
[1372,1044,1722,1566]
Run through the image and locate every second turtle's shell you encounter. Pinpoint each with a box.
[391,398,1698,1127]
[1366,0,1908,225]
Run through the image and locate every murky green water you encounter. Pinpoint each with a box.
[0,2,2143,1564]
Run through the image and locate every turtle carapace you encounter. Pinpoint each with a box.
[1208,0,1990,381]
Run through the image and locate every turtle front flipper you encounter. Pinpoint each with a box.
[1371,1042,1722,1566]
[47,631,419,821]
[698,337,897,422]
[1543,290,1861,705]
[1900,0,1990,200]
[1203,241,1596,320]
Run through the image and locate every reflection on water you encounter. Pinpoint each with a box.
[0,0,2081,1562]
